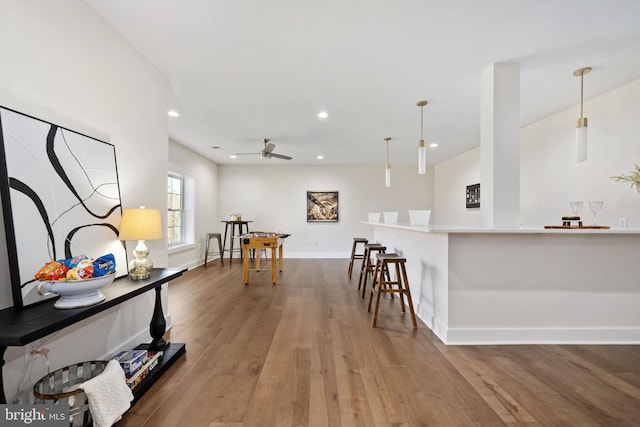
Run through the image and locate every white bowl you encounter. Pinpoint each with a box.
[408,210,431,226]
[37,274,116,309]
[367,212,381,223]
[383,211,399,224]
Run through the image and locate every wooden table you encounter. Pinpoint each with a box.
[0,268,186,404]
[240,232,290,284]
[221,220,252,264]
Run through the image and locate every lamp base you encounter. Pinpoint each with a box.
[129,270,151,280]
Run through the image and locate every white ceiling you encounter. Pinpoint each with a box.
[84,0,640,167]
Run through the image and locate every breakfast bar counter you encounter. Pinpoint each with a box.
[363,222,640,345]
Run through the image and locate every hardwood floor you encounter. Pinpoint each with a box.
[117,259,640,426]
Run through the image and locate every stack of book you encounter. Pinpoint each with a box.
[113,349,164,391]
[561,216,583,227]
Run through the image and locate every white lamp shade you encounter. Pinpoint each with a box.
[418,145,426,174]
[576,126,587,162]
[119,208,163,241]
[385,167,391,187]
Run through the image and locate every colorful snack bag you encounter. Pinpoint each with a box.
[92,253,116,277]
[34,260,68,281]
[66,258,94,280]
[59,255,89,269]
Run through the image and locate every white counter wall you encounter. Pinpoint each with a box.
[370,223,640,344]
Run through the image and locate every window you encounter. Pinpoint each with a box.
[167,174,184,245]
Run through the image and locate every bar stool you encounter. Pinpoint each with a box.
[348,237,368,279]
[204,233,223,267]
[368,253,417,328]
[357,243,386,298]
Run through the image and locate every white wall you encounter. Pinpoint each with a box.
[168,140,220,269]
[218,164,434,257]
[433,147,481,226]
[435,78,640,228]
[0,0,169,403]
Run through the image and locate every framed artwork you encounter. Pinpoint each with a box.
[0,106,127,308]
[466,183,480,208]
[307,191,339,222]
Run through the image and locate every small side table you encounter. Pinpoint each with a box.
[221,220,252,264]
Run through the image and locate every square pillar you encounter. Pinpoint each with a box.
[480,63,520,228]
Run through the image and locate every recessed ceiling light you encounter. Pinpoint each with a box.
[168,110,180,117]
[317,155,324,160]
[317,111,329,119]
[229,154,237,159]
[429,142,438,148]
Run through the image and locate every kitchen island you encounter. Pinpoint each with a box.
[363,222,640,345]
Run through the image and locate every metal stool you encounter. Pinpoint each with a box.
[348,237,368,279]
[204,233,223,267]
[358,243,386,298]
[368,253,417,328]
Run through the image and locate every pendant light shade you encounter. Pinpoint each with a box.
[384,137,391,187]
[573,67,591,162]
[417,100,428,174]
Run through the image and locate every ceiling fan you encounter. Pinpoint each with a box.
[233,138,292,160]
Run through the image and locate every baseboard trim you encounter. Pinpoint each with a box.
[438,326,640,345]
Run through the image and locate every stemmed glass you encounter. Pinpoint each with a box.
[588,201,604,225]
[569,201,583,217]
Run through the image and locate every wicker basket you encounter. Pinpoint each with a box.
[33,360,108,427]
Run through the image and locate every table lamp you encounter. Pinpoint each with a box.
[118,206,163,280]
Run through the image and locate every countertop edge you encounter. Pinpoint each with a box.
[360,221,640,234]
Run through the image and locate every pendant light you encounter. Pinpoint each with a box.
[417,100,428,174]
[384,137,392,187]
[573,66,591,162]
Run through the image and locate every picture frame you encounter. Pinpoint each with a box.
[307,191,339,222]
[466,183,480,209]
[0,106,128,308]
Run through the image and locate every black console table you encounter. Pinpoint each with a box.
[0,267,186,404]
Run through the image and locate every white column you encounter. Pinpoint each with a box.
[480,63,520,228]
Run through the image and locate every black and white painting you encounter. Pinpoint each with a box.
[0,106,127,308]
[466,183,480,209]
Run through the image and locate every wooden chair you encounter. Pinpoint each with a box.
[368,253,417,328]
[358,243,386,298]
[348,237,368,279]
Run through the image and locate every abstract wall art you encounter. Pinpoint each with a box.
[0,106,127,308]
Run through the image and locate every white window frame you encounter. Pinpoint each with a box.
[167,171,194,251]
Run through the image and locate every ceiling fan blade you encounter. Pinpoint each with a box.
[270,152,292,160]
[231,152,259,156]
[263,142,276,154]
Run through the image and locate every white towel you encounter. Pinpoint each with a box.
[80,359,134,427]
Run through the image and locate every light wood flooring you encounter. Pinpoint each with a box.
[117,258,640,426]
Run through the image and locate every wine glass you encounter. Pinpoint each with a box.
[588,201,604,225]
[569,201,583,216]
